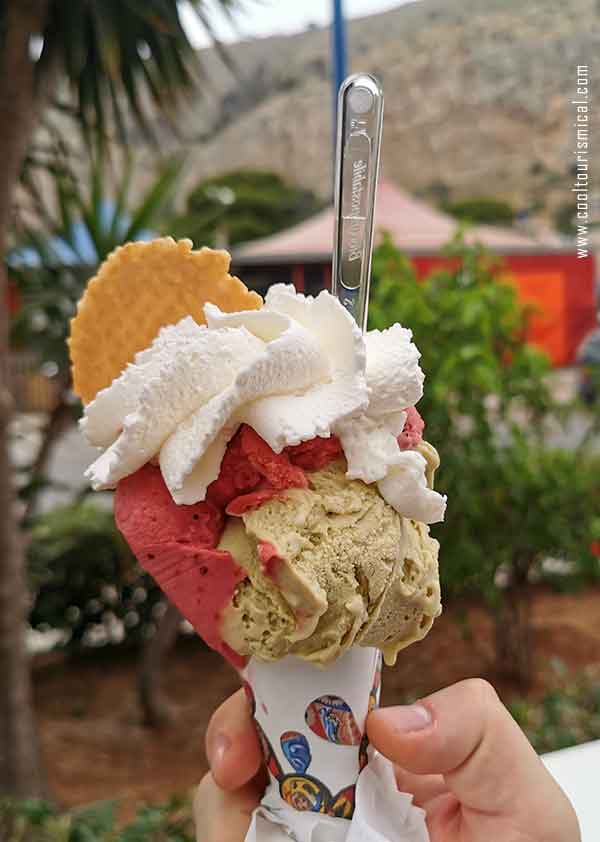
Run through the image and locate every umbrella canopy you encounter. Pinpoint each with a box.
[234,179,563,263]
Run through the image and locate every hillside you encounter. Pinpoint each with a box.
[162,0,598,229]
[30,0,599,236]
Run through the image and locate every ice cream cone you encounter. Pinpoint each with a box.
[69,238,442,841]
[245,647,380,819]
[243,647,428,841]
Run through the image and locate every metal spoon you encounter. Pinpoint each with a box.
[331,73,384,333]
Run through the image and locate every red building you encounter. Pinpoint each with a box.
[233,181,596,366]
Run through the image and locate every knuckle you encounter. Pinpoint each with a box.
[463,677,499,710]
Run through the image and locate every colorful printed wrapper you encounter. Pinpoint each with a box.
[242,646,430,842]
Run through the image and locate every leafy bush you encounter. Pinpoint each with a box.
[171,169,322,247]
[444,196,516,225]
[370,235,600,682]
[439,434,600,598]
[28,503,164,648]
[370,233,556,488]
[0,796,193,842]
[370,235,554,439]
[9,145,184,520]
[10,147,182,379]
[511,665,600,754]
[553,201,576,236]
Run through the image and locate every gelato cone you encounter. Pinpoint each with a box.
[69,238,445,841]
[242,647,428,841]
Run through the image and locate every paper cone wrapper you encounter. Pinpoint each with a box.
[242,646,430,842]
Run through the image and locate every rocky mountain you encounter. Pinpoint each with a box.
[162,0,599,229]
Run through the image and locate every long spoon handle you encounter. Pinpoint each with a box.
[332,74,384,333]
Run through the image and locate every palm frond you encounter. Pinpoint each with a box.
[16,134,182,259]
[193,5,239,76]
[123,156,183,242]
[10,144,184,374]
[108,156,135,244]
[36,0,245,142]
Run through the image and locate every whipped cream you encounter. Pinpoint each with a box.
[82,285,446,523]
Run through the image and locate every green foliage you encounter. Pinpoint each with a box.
[8,260,85,379]
[511,665,600,753]
[439,434,600,601]
[553,201,576,235]
[0,796,194,842]
[10,144,182,377]
[30,1,240,142]
[28,503,163,648]
[420,180,451,206]
[444,196,516,226]
[370,235,600,606]
[370,234,553,442]
[171,169,322,247]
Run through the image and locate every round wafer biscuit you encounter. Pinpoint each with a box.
[69,238,262,404]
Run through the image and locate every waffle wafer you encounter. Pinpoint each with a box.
[69,238,262,404]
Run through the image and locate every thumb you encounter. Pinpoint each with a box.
[368,679,575,822]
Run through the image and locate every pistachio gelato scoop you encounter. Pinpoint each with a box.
[219,449,441,667]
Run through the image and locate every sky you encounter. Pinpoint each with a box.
[180,0,421,48]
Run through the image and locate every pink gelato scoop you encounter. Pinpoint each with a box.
[398,406,424,450]
[114,463,247,667]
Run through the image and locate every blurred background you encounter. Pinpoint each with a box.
[1,0,599,837]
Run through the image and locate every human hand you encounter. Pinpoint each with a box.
[194,679,580,842]
[194,689,265,842]
[367,679,580,842]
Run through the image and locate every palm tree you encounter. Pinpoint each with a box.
[11,141,183,514]
[0,0,240,798]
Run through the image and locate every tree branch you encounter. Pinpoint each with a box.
[138,602,181,728]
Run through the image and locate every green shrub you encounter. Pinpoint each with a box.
[370,235,600,595]
[171,169,322,247]
[370,235,600,682]
[370,235,554,441]
[444,196,516,225]
[511,666,600,754]
[438,434,600,599]
[553,201,576,236]
[0,796,193,842]
[28,503,163,648]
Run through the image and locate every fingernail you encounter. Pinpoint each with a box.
[208,733,231,770]
[380,703,432,733]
